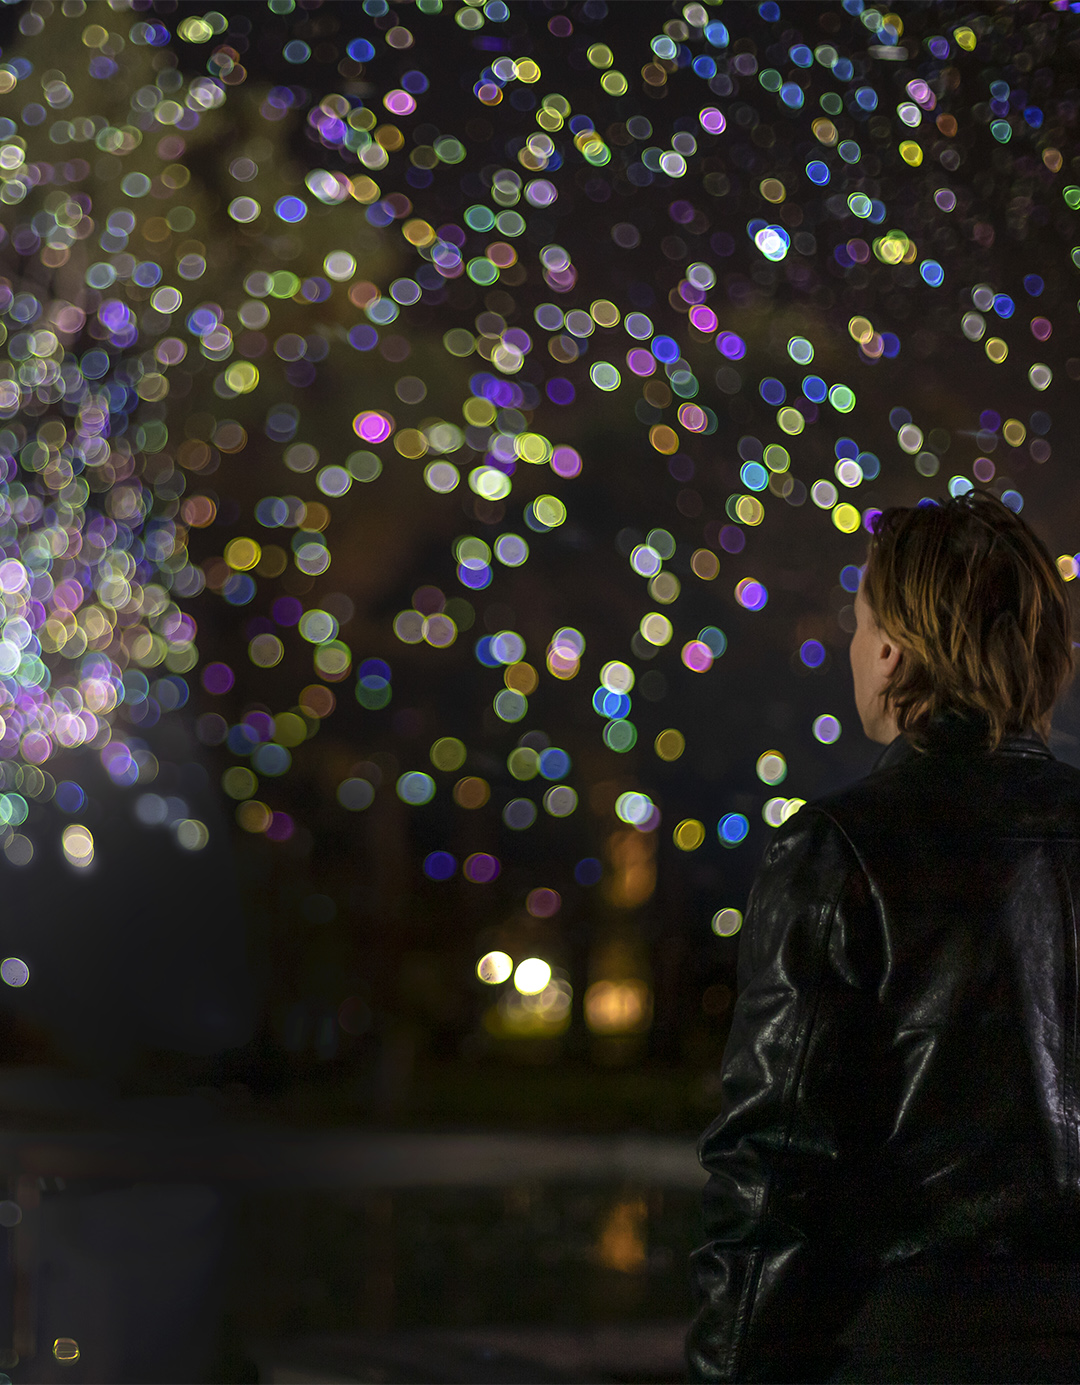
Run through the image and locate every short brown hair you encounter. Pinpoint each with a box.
[862,489,1074,750]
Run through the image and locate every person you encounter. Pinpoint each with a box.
[687,490,1080,1384]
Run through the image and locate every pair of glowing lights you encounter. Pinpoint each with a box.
[477,952,551,993]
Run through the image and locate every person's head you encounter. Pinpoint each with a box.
[849,489,1074,748]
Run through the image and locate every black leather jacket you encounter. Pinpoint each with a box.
[688,715,1080,1383]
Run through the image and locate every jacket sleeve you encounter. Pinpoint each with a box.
[687,807,888,1384]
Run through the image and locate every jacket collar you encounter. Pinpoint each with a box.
[872,709,1053,774]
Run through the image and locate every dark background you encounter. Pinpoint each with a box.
[0,0,1078,1378]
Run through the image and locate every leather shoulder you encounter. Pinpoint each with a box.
[809,750,1080,848]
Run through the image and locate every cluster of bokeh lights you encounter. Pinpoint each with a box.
[0,0,1076,971]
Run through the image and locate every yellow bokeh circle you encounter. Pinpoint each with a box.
[224,537,261,571]
[654,728,685,761]
[673,819,706,851]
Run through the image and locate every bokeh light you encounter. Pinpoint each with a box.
[514,957,552,995]
[711,909,743,937]
[0,957,29,988]
[477,951,513,985]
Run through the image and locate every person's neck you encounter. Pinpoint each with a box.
[870,707,900,745]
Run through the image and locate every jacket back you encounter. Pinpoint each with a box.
[688,723,1080,1382]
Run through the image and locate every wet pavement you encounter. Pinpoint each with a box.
[255,1322,687,1383]
[0,1114,702,1383]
